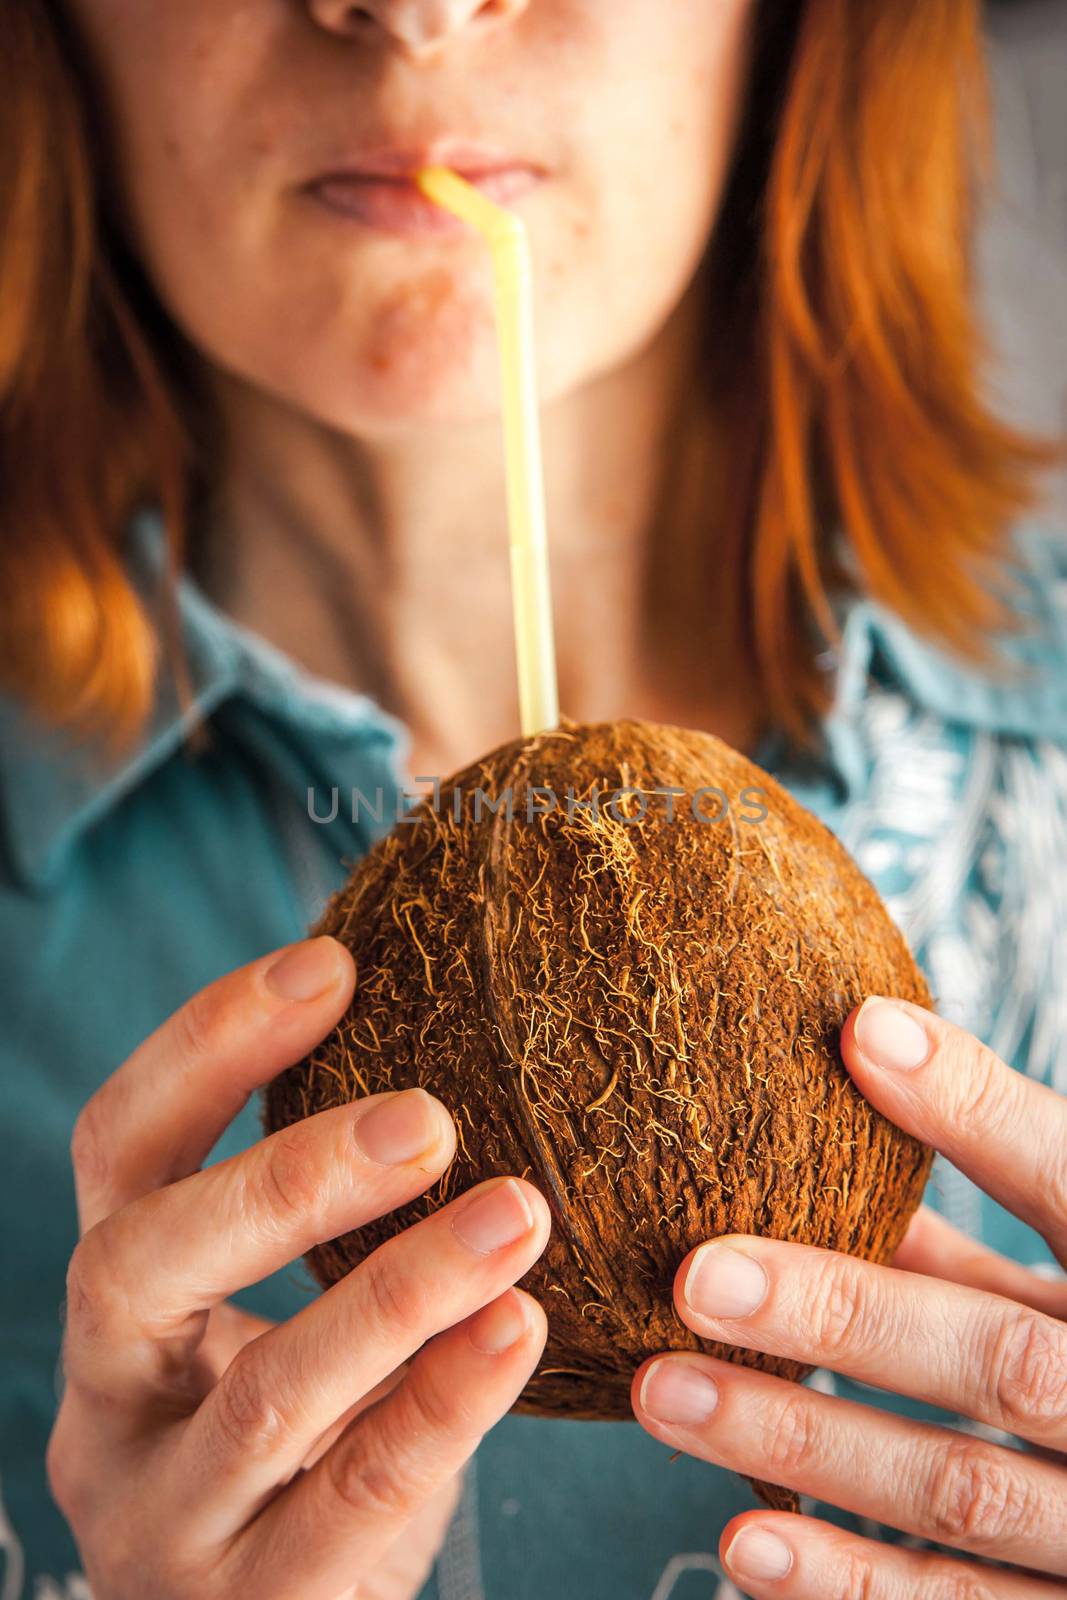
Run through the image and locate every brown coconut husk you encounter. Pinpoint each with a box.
[263,718,934,1513]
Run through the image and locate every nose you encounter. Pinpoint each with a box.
[306,0,527,55]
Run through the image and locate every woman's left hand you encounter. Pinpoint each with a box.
[631,997,1067,1597]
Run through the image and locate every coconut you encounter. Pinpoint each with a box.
[263,717,933,1511]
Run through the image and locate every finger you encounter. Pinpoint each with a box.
[632,1354,1067,1575]
[841,997,1067,1268]
[61,1299,279,1405]
[718,1511,1060,1598]
[170,1176,551,1542]
[160,1311,411,1481]
[298,1369,408,1475]
[218,1289,548,1600]
[671,1233,1067,1452]
[357,1474,462,1600]
[62,1088,455,1400]
[895,1207,1067,1319]
[72,936,355,1232]
[196,1303,278,1383]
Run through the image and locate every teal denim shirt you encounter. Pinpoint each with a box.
[2,511,1066,1600]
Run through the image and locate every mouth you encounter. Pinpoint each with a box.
[304,142,546,236]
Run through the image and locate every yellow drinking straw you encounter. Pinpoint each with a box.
[414,166,559,737]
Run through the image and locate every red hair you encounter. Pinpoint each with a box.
[0,0,1061,753]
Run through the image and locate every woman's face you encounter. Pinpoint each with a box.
[70,0,756,436]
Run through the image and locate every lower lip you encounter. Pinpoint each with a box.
[306,168,543,236]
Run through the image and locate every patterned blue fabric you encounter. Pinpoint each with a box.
[1,509,1065,1599]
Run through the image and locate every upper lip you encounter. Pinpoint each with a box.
[310,141,543,183]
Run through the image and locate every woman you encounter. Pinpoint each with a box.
[1,0,1065,1595]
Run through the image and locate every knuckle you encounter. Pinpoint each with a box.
[926,1579,999,1600]
[923,1439,1037,1548]
[949,1039,1015,1138]
[44,1412,80,1518]
[70,1101,110,1192]
[361,1251,432,1341]
[64,1228,123,1345]
[406,1363,475,1440]
[259,1127,331,1233]
[829,1552,878,1600]
[992,1310,1067,1436]
[1044,1158,1067,1241]
[210,1351,284,1458]
[762,1396,822,1481]
[172,984,225,1070]
[801,1258,878,1360]
[328,1430,423,1522]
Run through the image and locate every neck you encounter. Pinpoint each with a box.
[193,260,759,782]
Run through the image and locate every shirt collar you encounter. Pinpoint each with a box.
[816,520,1067,800]
[0,508,412,891]
[1,510,1064,890]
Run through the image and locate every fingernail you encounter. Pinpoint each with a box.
[725,1525,793,1581]
[640,1359,719,1425]
[452,1179,534,1254]
[686,1243,768,1319]
[353,1089,447,1166]
[468,1290,531,1354]
[266,938,344,1002]
[855,997,931,1071]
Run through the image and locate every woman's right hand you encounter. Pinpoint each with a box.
[47,935,551,1600]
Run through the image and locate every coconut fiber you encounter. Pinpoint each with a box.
[263,717,934,1513]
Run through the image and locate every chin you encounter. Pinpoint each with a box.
[296,335,582,438]
[308,367,508,436]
